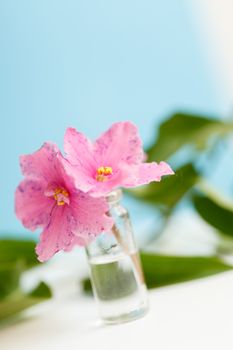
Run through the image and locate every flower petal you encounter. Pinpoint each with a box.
[122,161,174,187]
[15,179,54,231]
[36,206,78,262]
[61,157,96,193]
[88,169,128,197]
[36,193,113,262]
[70,191,113,240]
[94,121,144,166]
[64,127,97,169]
[20,142,62,183]
[64,128,98,192]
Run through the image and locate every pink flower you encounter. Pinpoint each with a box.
[64,121,174,197]
[15,143,113,262]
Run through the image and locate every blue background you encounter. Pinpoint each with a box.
[0,0,223,235]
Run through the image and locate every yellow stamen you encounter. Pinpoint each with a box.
[57,200,65,206]
[96,166,113,181]
[53,188,69,206]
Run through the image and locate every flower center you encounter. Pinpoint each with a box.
[53,188,69,206]
[96,166,113,182]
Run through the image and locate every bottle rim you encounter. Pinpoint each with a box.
[105,188,122,203]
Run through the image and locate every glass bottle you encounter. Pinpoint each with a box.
[85,189,149,324]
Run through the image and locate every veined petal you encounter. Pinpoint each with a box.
[61,157,96,193]
[64,127,96,170]
[64,128,98,192]
[94,121,144,166]
[15,179,54,231]
[36,205,77,262]
[36,193,113,262]
[20,142,63,183]
[88,168,128,197]
[122,161,174,187]
[70,191,113,239]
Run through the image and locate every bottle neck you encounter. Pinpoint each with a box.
[105,189,122,207]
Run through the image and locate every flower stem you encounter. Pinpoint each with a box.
[111,223,145,284]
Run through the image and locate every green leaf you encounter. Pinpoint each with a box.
[0,261,23,299]
[82,278,92,295]
[0,239,39,299]
[82,253,232,294]
[126,163,199,208]
[193,193,233,237]
[147,112,233,161]
[140,253,232,288]
[0,239,51,325]
[0,239,38,267]
[0,282,52,324]
[29,282,52,298]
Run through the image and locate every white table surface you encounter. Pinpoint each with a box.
[1,247,233,350]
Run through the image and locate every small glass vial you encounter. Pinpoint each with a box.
[85,189,149,324]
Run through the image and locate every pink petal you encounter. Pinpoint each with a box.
[36,205,78,262]
[15,179,54,231]
[36,193,113,262]
[64,128,97,192]
[61,157,96,193]
[70,191,114,240]
[20,142,63,183]
[122,161,174,187]
[64,127,96,170]
[94,121,144,167]
[88,168,129,197]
